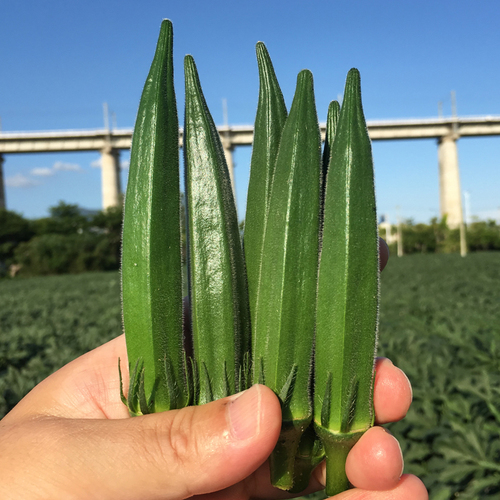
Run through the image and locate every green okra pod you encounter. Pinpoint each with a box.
[314,68,379,496]
[121,19,187,414]
[252,69,321,490]
[183,55,251,405]
[285,100,341,497]
[321,100,341,204]
[245,41,287,318]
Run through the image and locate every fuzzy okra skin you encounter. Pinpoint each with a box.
[321,100,340,199]
[184,55,251,405]
[245,42,287,317]
[252,70,321,490]
[314,69,379,496]
[121,19,187,414]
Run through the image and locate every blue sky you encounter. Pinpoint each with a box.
[1,0,499,223]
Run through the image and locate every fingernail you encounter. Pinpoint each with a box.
[228,385,261,441]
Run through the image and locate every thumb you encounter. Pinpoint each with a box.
[52,385,280,500]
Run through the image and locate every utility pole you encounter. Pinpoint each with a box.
[459,220,467,257]
[451,90,459,136]
[222,98,228,127]
[396,206,403,257]
[451,90,458,117]
[459,190,468,257]
[464,191,471,225]
[103,102,110,132]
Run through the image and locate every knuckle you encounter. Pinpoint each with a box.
[138,407,199,470]
[165,408,198,466]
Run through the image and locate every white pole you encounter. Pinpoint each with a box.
[396,206,403,257]
[103,102,110,131]
[464,191,471,225]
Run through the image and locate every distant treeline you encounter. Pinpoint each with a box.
[0,202,125,277]
[1,203,499,277]
[382,217,500,256]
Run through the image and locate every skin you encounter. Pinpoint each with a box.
[0,239,428,500]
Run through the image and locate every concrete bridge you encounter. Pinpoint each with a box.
[1,115,499,227]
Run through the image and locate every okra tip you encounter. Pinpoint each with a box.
[328,100,340,116]
[347,67,361,80]
[160,18,173,28]
[344,68,362,100]
[157,19,173,41]
[255,41,269,58]
[184,55,199,86]
[296,69,314,89]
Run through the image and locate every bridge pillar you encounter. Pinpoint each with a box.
[0,154,5,210]
[438,134,463,229]
[100,145,122,210]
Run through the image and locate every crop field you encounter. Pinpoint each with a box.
[1,253,499,498]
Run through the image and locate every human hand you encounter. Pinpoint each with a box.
[0,239,427,500]
[0,336,425,500]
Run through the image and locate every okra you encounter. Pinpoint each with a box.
[321,100,340,207]
[284,100,342,495]
[183,55,251,405]
[245,41,287,318]
[252,70,321,490]
[314,69,379,496]
[121,20,187,414]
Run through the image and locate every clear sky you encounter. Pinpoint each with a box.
[1,0,499,223]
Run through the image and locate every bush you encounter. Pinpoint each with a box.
[3,202,124,277]
[14,232,120,276]
[386,217,500,255]
[467,220,500,251]
[0,209,35,271]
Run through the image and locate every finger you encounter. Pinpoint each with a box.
[4,385,281,500]
[379,237,389,271]
[345,426,403,490]
[239,355,415,500]
[332,474,428,500]
[373,358,412,424]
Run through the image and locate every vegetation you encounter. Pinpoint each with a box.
[380,253,500,499]
[383,217,500,255]
[2,205,497,280]
[1,253,498,497]
[0,272,122,416]
[0,202,123,277]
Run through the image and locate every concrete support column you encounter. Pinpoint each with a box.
[0,154,5,210]
[438,134,463,229]
[100,144,122,210]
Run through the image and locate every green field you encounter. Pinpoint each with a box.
[1,253,499,498]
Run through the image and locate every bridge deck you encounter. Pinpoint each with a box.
[1,116,499,154]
